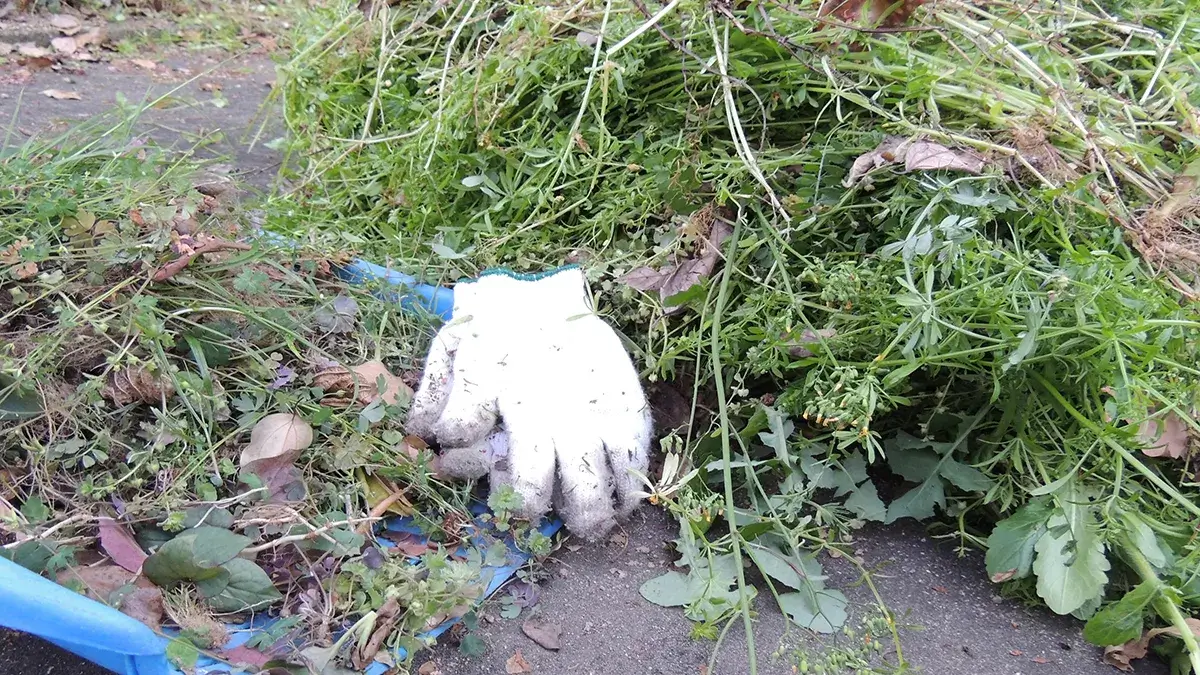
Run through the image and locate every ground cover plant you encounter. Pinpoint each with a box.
[0,114,556,671]
[266,0,1200,672]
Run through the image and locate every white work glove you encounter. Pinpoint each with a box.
[405,266,653,540]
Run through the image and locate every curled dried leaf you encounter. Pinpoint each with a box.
[102,367,175,405]
[505,650,533,674]
[844,137,985,187]
[49,14,82,34]
[313,360,412,407]
[50,36,77,55]
[1137,411,1190,459]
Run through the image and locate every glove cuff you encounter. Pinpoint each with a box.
[457,265,592,316]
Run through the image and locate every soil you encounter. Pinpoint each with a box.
[0,20,1172,675]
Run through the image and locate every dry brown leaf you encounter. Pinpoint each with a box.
[98,517,148,573]
[201,81,222,92]
[786,328,838,358]
[240,413,313,503]
[1104,618,1200,671]
[51,37,77,55]
[49,14,82,34]
[17,44,51,58]
[619,219,732,313]
[42,89,81,101]
[505,650,533,674]
[351,596,401,670]
[101,367,175,405]
[130,58,157,70]
[0,238,29,266]
[240,413,313,467]
[521,617,562,651]
[905,140,986,174]
[818,0,926,28]
[1137,411,1190,458]
[418,662,442,675]
[57,564,163,629]
[75,27,106,48]
[313,360,412,407]
[11,262,37,280]
[844,137,985,187]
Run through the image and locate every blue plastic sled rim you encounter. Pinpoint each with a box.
[0,251,551,675]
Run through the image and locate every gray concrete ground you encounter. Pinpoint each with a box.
[0,29,1164,675]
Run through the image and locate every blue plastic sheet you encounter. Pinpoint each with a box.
[0,255,542,674]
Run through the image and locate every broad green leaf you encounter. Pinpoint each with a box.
[484,541,509,567]
[745,538,825,592]
[195,567,231,599]
[204,558,282,612]
[884,478,945,523]
[20,495,49,523]
[0,374,41,420]
[885,443,940,483]
[639,571,704,607]
[1124,515,1168,570]
[0,541,54,573]
[182,506,234,530]
[839,453,869,487]
[777,588,848,633]
[166,638,199,670]
[844,482,887,522]
[759,408,794,470]
[939,458,993,491]
[1033,511,1110,615]
[1083,582,1158,646]
[800,446,839,490]
[985,500,1052,582]
[142,527,249,585]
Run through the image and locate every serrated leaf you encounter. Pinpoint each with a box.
[166,638,199,670]
[985,500,1052,582]
[1033,510,1110,615]
[939,458,994,491]
[777,588,848,633]
[884,477,945,523]
[1083,581,1158,647]
[204,558,282,612]
[844,481,887,522]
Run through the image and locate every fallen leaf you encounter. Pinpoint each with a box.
[1010,650,1023,656]
[217,645,271,669]
[57,564,163,629]
[51,37,77,55]
[363,474,414,518]
[201,81,222,92]
[240,413,313,503]
[352,596,401,670]
[521,617,561,651]
[98,517,148,573]
[818,0,925,28]
[379,529,433,557]
[101,367,175,405]
[904,140,986,174]
[75,27,106,48]
[619,219,732,313]
[506,650,533,674]
[42,89,81,101]
[786,328,838,358]
[313,360,412,407]
[0,238,29,265]
[1102,619,1200,671]
[11,262,38,280]
[130,58,157,70]
[844,136,985,187]
[418,662,442,675]
[1137,411,1189,458]
[1032,656,1050,664]
[930,585,947,593]
[49,14,82,34]
[17,44,51,58]
[508,581,541,608]
[313,294,359,334]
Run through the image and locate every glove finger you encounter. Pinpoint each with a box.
[406,323,465,440]
[604,408,654,519]
[431,334,499,448]
[554,431,618,541]
[492,422,554,522]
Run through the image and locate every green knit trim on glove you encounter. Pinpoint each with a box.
[457,264,581,285]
